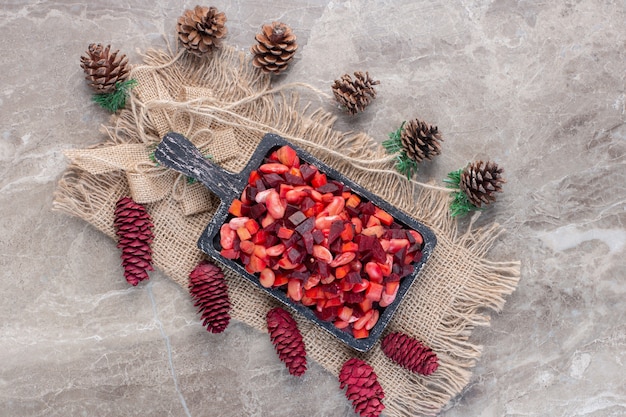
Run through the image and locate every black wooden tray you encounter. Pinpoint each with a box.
[155,132,436,352]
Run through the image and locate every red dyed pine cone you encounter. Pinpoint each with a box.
[266,307,307,376]
[381,332,439,375]
[113,196,154,286]
[338,358,385,417]
[188,261,231,333]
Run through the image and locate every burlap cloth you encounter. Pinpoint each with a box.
[53,46,520,416]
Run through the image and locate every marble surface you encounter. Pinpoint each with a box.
[1,1,624,416]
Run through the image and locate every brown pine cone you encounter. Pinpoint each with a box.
[338,358,385,417]
[250,22,298,74]
[266,307,307,376]
[80,44,129,94]
[113,197,154,286]
[381,332,439,375]
[401,118,443,163]
[460,160,505,208]
[177,5,227,56]
[331,71,380,115]
[188,261,231,333]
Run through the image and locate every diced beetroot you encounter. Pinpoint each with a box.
[384,273,401,283]
[329,238,343,255]
[299,163,318,182]
[343,291,364,304]
[282,233,300,249]
[287,210,307,227]
[359,201,376,215]
[316,182,339,194]
[294,216,315,235]
[245,186,258,203]
[400,264,415,278]
[290,269,309,281]
[393,245,407,264]
[285,172,305,185]
[327,220,345,244]
[263,172,285,188]
[248,203,267,220]
[311,229,325,244]
[255,178,266,191]
[317,261,330,279]
[345,271,363,284]
[302,231,314,254]
[286,246,306,265]
[299,196,315,212]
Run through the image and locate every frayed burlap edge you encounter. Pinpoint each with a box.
[53,45,520,417]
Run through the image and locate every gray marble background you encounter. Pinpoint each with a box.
[1,1,624,416]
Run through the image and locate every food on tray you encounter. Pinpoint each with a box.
[219,145,424,339]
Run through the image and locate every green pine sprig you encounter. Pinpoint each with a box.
[92,79,137,113]
[443,167,483,217]
[382,122,419,180]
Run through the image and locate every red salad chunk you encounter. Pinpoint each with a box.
[221,145,424,339]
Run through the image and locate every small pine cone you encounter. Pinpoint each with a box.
[400,118,443,163]
[188,261,231,333]
[177,5,227,56]
[266,307,307,376]
[460,160,505,208]
[80,43,129,94]
[250,22,298,74]
[381,332,439,375]
[331,71,380,115]
[338,358,385,417]
[113,197,154,286]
